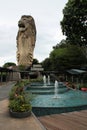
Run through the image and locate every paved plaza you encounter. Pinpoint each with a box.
[0,82,45,130]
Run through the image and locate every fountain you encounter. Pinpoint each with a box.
[26,79,87,116]
[53,80,58,99]
[47,75,50,85]
[43,75,47,87]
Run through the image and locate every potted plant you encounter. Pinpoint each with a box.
[8,81,32,118]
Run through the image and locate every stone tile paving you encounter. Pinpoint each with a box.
[0,82,46,130]
[0,82,16,101]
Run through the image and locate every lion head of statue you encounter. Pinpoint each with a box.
[18,15,36,34]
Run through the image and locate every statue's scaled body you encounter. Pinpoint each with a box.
[16,15,36,66]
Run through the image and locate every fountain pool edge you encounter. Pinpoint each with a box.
[32,105,87,116]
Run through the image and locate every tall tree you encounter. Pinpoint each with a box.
[50,44,86,71]
[41,58,52,71]
[32,58,39,64]
[61,0,87,46]
[3,62,16,68]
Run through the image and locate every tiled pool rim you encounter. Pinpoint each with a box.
[32,105,87,116]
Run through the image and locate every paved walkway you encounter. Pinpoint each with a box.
[38,110,87,130]
[0,82,16,101]
[0,82,46,130]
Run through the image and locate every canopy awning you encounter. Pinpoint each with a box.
[0,67,13,72]
[66,69,87,75]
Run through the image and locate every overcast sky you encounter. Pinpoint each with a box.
[0,0,67,66]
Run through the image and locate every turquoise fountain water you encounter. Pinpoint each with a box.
[26,75,87,116]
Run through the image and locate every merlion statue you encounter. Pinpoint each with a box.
[16,15,36,67]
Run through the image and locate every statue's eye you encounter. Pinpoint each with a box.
[23,18,26,21]
[23,19,29,23]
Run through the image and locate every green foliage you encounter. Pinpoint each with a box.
[15,80,30,87]
[49,44,86,71]
[41,58,52,71]
[9,80,32,112]
[79,83,87,89]
[41,39,87,71]
[32,58,39,64]
[53,39,68,49]
[30,78,43,82]
[61,0,87,46]
[3,62,16,68]
[9,98,32,112]
[18,65,26,71]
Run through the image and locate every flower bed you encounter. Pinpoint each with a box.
[8,80,32,118]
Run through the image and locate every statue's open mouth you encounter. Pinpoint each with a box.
[18,22,26,31]
[18,23,25,28]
